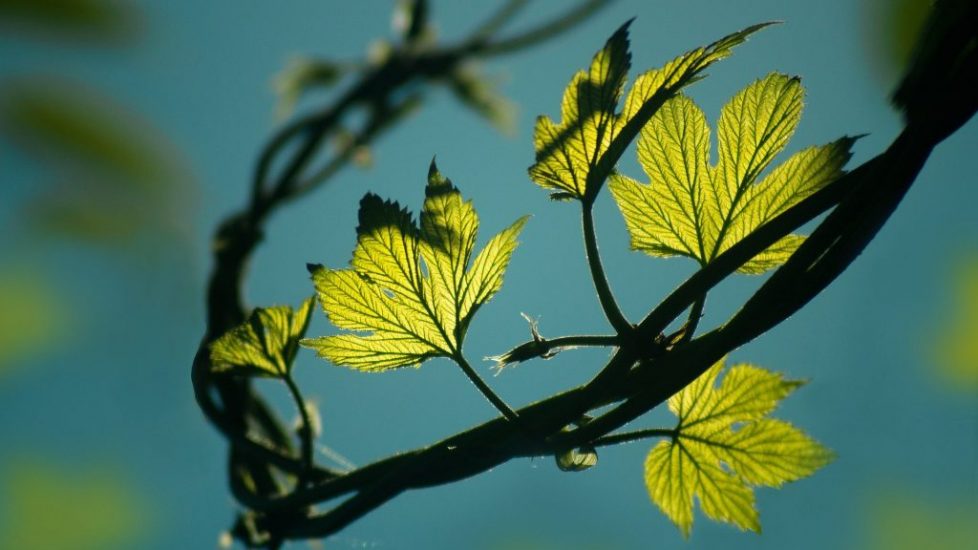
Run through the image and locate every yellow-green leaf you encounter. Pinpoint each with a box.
[644,358,834,537]
[610,74,856,274]
[209,297,315,377]
[529,23,771,201]
[302,161,527,372]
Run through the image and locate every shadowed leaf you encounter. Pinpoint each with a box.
[530,22,771,201]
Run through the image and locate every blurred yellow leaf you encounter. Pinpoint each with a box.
[0,268,63,373]
[934,258,978,391]
[870,491,978,550]
[0,459,149,549]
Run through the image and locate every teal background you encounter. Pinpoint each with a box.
[1,1,976,548]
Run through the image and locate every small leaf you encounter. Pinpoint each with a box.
[556,446,598,472]
[210,297,315,378]
[643,358,833,536]
[302,160,528,372]
[610,74,856,273]
[529,22,771,202]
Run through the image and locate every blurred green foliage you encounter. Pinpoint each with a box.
[870,491,978,550]
[864,0,932,80]
[0,78,193,246]
[0,268,63,375]
[0,0,141,44]
[934,257,978,392]
[0,459,148,549]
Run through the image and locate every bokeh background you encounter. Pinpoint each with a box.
[1,1,975,548]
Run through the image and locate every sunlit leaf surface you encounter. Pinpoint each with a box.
[610,74,854,273]
[644,359,834,536]
[210,297,315,378]
[303,161,527,371]
[529,23,770,201]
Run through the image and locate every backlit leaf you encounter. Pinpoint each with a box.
[529,23,771,201]
[302,160,527,371]
[610,74,856,273]
[210,297,315,378]
[644,359,833,537]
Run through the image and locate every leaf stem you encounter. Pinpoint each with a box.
[455,354,520,422]
[591,427,675,447]
[582,204,632,335]
[283,373,314,486]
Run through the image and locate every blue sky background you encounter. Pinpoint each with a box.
[1,1,976,548]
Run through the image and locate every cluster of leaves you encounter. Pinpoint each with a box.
[209,19,851,539]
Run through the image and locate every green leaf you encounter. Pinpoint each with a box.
[302,160,528,372]
[209,297,315,378]
[644,359,834,537]
[529,22,771,202]
[610,73,857,273]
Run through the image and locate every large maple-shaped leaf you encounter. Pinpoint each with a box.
[644,359,834,537]
[302,161,528,371]
[529,22,772,202]
[210,297,315,377]
[610,73,856,273]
